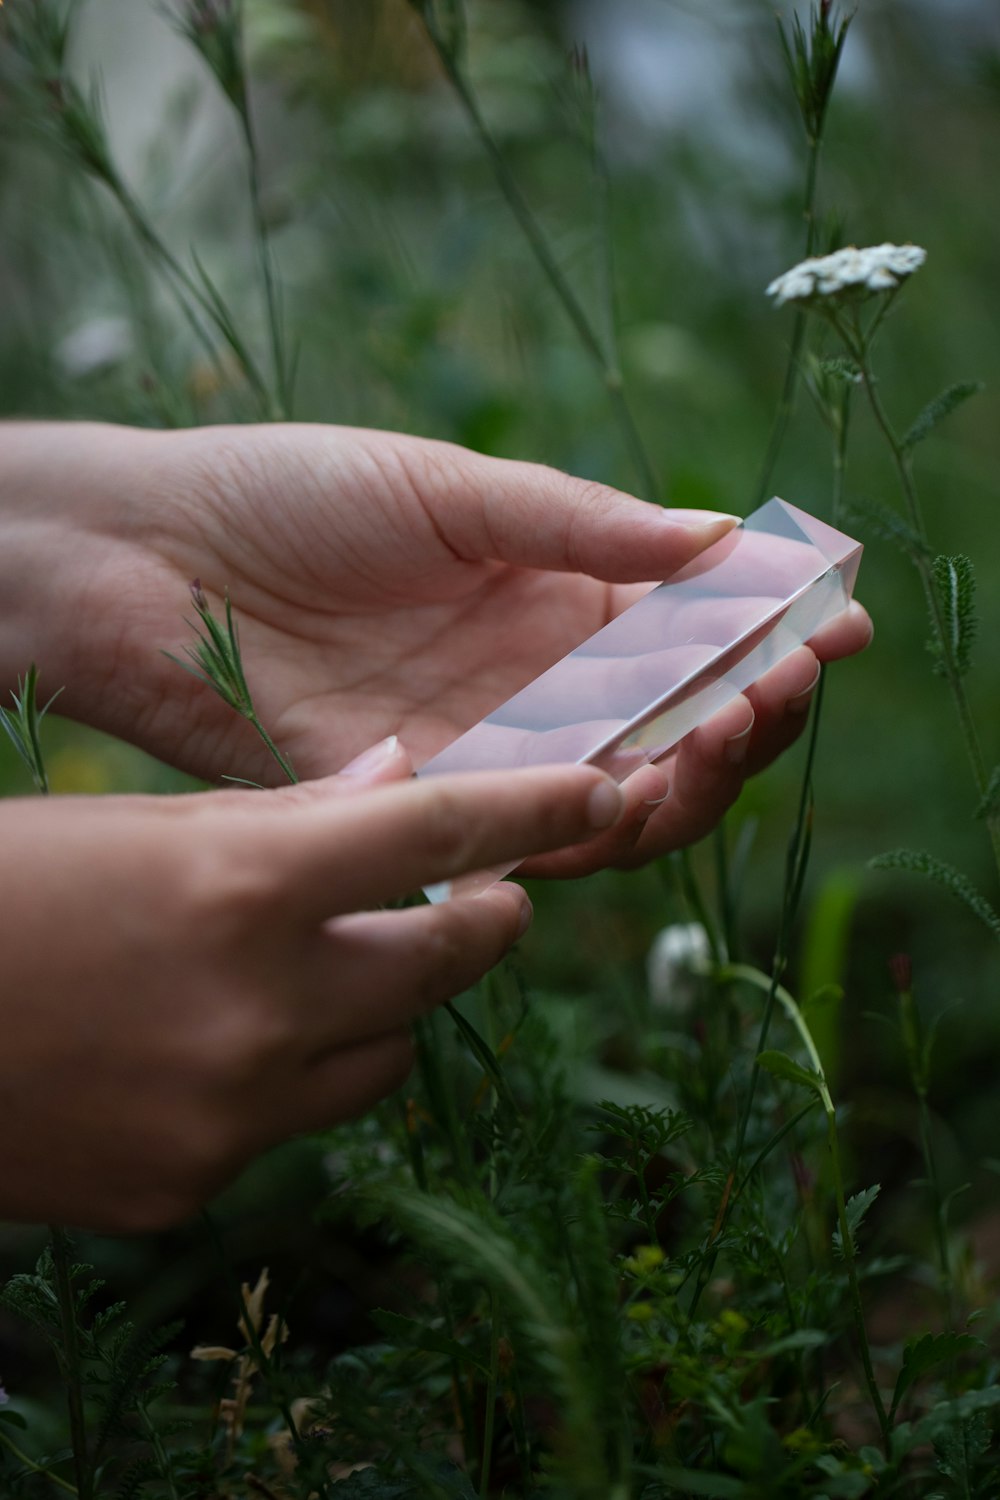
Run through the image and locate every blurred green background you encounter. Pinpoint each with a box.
[1,0,999,1380]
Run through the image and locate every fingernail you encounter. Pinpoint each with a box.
[786,663,822,715]
[725,719,754,765]
[666,508,741,530]
[516,895,534,939]
[340,735,400,777]
[637,788,671,823]
[587,777,625,829]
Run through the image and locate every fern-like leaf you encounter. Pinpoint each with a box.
[929,554,976,677]
[870,848,1000,942]
[902,380,983,450]
[842,498,929,563]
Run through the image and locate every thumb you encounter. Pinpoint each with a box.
[409,441,739,582]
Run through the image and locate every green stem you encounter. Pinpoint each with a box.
[420,21,659,503]
[845,333,1000,878]
[915,1087,955,1316]
[687,673,827,1319]
[248,713,298,785]
[48,1228,92,1500]
[0,1429,78,1496]
[826,1102,890,1451]
[137,1401,180,1500]
[234,79,291,418]
[752,127,823,508]
[478,1292,500,1498]
[108,172,276,418]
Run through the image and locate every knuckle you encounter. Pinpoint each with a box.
[420,785,481,878]
[180,844,282,938]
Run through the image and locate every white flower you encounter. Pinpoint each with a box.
[55,316,133,378]
[647,922,712,1012]
[766,242,927,307]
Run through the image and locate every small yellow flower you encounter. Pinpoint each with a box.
[624,1245,665,1274]
[626,1301,655,1324]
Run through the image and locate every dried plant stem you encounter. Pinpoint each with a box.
[418,22,659,503]
[201,1213,328,1500]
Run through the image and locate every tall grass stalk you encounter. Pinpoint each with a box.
[411,3,659,503]
[754,4,852,506]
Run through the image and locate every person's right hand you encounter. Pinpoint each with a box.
[0,747,625,1233]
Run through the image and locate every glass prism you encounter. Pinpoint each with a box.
[418,497,862,901]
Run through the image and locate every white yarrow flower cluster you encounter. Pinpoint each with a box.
[647,922,712,1013]
[766,243,927,307]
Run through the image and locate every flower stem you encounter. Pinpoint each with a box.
[842,324,1000,879]
[752,127,823,507]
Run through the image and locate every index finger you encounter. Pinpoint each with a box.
[250,764,625,920]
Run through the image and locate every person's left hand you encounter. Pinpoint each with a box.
[6,422,871,876]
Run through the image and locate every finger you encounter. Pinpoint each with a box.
[400,438,738,581]
[807,598,873,661]
[610,696,758,868]
[294,1029,416,1135]
[516,760,671,879]
[741,646,824,777]
[300,883,531,1053]
[254,764,625,918]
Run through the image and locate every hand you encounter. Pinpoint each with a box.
[0,752,627,1231]
[1,422,871,874]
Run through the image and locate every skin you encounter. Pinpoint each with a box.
[0,422,872,1230]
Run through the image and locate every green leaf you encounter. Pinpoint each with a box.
[902,380,984,450]
[934,1410,991,1485]
[0,1409,28,1430]
[890,1332,984,1423]
[756,1049,825,1097]
[870,848,1000,942]
[833,1184,880,1258]
[912,1386,1000,1447]
[647,1469,746,1497]
[929,554,976,677]
[369,1310,489,1377]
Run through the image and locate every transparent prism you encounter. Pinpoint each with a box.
[418,497,862,901]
